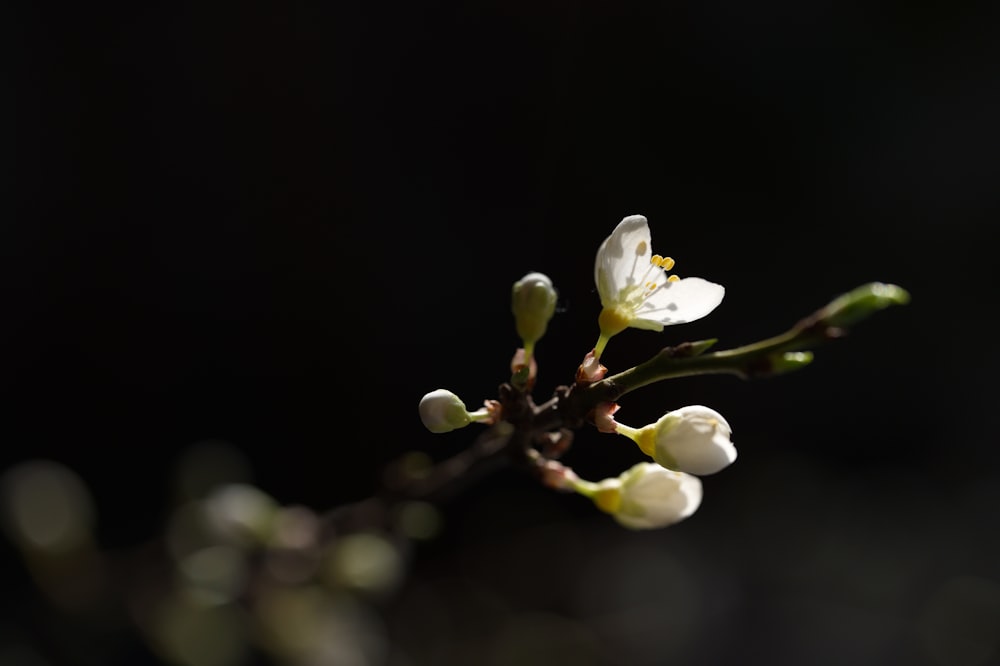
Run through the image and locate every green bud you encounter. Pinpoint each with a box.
[511,272,558,354]
[770,351,814,374]
[685,338,718,356]
[820,282,910,328]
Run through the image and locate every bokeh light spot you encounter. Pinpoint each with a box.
[179,545,247,605]
[0,460,94,553]
[395,501,443,541]
[326,532,404,598]
[154,593,248,666]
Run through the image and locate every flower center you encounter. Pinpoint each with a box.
[619,254,681,311]
[598,306,632,338]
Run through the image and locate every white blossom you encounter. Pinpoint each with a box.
[593,215,724,358]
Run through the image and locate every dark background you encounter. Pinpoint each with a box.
[5,1,1000,665]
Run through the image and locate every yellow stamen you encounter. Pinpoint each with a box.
[650,254,663,266]
[667,275,680,283]
[660,256,675,270]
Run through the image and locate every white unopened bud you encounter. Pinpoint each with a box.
[617,405,736,475]
[576,462,702,530]
[418,389,480,434]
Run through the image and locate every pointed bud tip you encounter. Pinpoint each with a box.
[866,282,910,305]
[821,282,910,328]
[688,338,718,356]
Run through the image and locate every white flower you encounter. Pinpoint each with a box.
[418,389,491,434]
[584,462,702,529]
[618,405,736,475]
[593,215,725,358]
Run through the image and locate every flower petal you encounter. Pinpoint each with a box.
[624,316,665,332]
[654,405,736,475]
[594,215,652,306]
[632,277,725,327]
[614,463,702,529]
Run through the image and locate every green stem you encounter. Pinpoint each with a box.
[593,332,611,360]
[605,326,810,393]
[522,340,535,365]
[562,281,909,420]
[586,328,815,407]
[467,408,492,423]
[568,478,600,497]
[614,423,641,441]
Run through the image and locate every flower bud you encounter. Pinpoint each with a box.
[819,282,910,329]
[769,351,813,375]
[585,463,702,530]
[511,272,557,354]
[418,389,474,433]
[620,405,736,475]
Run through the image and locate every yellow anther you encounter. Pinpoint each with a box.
[636,241,647,255]
[651,254,663,266]
[646,281,657,290]
[661,256,675,270]
[667,275,680,283]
